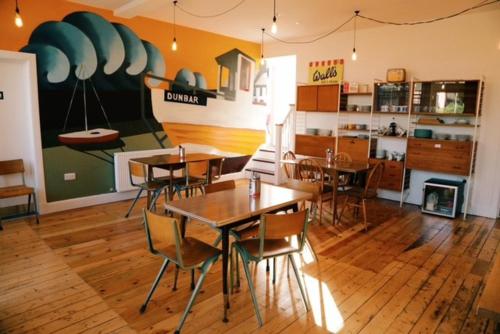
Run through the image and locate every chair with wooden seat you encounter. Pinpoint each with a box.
[333,152,353,191]
[232,210,310,326]
[0,159,39,230]
[282,150,297,179]
[173,158,225,198]
[298,158,333,224]
[338,161,384,231]
[140,209,220,334]
[125,160,171,218]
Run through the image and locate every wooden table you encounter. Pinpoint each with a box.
[164,181,312,322]
[281,158,371,223]
[130,153,224,202]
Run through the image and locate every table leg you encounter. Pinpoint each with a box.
[332,170,339,224]
[180,215,187,238]
[222,226,230,322]
[169,166,174,201]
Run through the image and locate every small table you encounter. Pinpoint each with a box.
[131,153,224,203]
[164,181,312,322]
[281,158,371,223]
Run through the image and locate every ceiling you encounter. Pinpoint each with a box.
[69,0,498,42]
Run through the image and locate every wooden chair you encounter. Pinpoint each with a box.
[333,152,352,191]
[125,160,171,218]
[140,209,220,334]
[338,161,384,231]
[174,158,225,198]
[282,150,297,179]
[232,210,310,326]
[298,159,333,224]
[0,159,39,230]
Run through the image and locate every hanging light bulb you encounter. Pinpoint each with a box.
[271,0,277,34]
[171,0,178,51]
[260,28,265,65]
[351,10,359,61]
[14,0,23,28]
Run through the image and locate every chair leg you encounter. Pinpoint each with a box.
[212,234,222,247]
[272,257,276,285]
[32,192,40,224]
[266,258,270,273]
[175,260,215,334]
[140,259,170,313]
[305,237,318,262]
[173,265,180,291]
[319,200,323,225]
[27,194,32,212]
[236,249,241,288]
[191,269,195,290]
[149,189,162,211]
[362,199,368,232]
[338,195,349,225]
[289,254,309,311]
[126,189,143,218]
[240,256,263,326]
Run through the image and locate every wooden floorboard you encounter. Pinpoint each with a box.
[1,193,498,333]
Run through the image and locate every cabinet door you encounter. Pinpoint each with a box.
[338,137,370,162]
[317,84,339,112]
[295,134,335,157]
[297,86,318,111]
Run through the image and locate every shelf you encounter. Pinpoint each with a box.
[373,111,409,115]
[412,122,478,128]
[409,137,473,143]
[341,92,372,96]
[376,135,408,140]
[339,129,372,132]
[299,134,335,138]
[339,110,371,113]
[411,112,477,117]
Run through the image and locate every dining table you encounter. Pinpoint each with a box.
[163,181,312,322]
[130,153,224,204]
[281,158,371,223]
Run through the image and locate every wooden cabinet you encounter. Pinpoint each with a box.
[337,137,377,162]
[369,159,410,191]
[295,134,335,157]
[406,138,473,176]
[296,84,339,112]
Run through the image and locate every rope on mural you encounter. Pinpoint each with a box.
[176,0,246,18]
[263,0,500,45]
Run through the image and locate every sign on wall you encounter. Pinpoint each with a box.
[164,90,208,106]
[308,59,344,84]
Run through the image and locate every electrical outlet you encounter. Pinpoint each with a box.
[64,172,76,181]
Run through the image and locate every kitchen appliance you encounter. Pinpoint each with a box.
[422,178,465,218]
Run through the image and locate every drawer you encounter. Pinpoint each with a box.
[406,157,470,175]
[408,138,472,153]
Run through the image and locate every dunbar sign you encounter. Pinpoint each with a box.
[308,59,344,84]
[164,90,208,106]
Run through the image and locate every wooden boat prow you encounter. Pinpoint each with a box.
[58,128,120,145]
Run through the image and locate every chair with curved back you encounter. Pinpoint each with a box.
[338,161,384,231]
[232,210,311,326]
[298,159,333,224]
[282,150,297,179]
[140,209,220,334]
[333,152,353,191]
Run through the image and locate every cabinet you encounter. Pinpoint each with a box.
[369,159,410,191]
[296,84,339,112]
[295,134,336,157]
[338,137,376,162]
[406,138,473,176]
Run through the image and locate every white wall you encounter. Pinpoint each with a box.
[267,9,500,218]
[0,51,44,208]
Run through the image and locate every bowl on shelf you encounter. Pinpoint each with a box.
[346,104,357,112]
[357,134,369,139]
[318,129,332,136]
[414,129,433,139]
[360,105,371,112]
[435,133,451,140]
[376,149,386,159]
[355,124,367,130]
[305,128,318,135]
[455,134,472,141]
[455,119,470,125]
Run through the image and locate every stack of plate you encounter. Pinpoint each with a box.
[318,129,332,136]
[305,128,318,135]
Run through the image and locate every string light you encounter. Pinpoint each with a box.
[171,1,178,51]
[15,0,23,28]
[177,0,246,18]
[260,28,265,65]
[271,0,277,34]
[352,10,359,61]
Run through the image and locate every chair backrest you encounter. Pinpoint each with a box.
[143,209,183,265]
[298,159,324,191]
[364,161,384,198]
[205,179,236,194]
[334,152,352,162]
[257,209,309,259]
[0,159,26,185]
[209,158,225,181]
[282,151,297,179]
[128,160,147,186]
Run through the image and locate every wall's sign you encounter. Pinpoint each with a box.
[164,90,208,106]
[308,59,344,84]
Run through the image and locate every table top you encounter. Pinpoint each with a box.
[281,158,371,173]
[164,181,312,227]
[131,153,224,167]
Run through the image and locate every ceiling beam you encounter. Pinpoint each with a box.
[113,0,150,19]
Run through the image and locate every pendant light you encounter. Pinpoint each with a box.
[351,10,359,61]
[15,0,23,28]
[271,0,277,34]
[260,28,265,65]
[171,0,178,51]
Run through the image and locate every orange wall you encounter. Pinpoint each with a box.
[0,0,260,89]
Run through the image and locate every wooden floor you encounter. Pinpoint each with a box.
[0,195,499,334]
